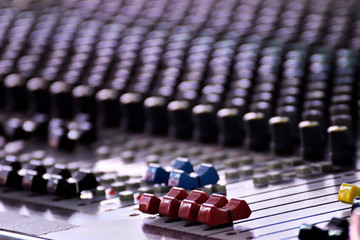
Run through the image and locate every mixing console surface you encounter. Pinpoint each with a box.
[1,0,360,239]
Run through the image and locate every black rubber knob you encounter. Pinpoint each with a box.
[243,112,270,151]
[50,81,74,119]
[144,96,168,135]
[64,169,98,196]
[120,92,145,132]
[328,125,353,166]
[299,121,325,160]
[192,104,218,143]
[21,169,47,192]
[26,77,50,114]
[217,108,243,146]
[4,74,27,112]
[72,85,96,122]
[96,88,120,127]
[167,100,193,139]
[269,116,294,155]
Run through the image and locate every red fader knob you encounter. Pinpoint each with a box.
[197,197,251,226]
[139,193,161,214]
[197,194,229,225]
[178,190,209,222]
[158,187,188,218]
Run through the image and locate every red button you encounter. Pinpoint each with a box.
[225,199,251,221]
[164,187,189,199]
[203,193,229,207]
[197,197,251,226]
[158,187,188,218]
[178,190,209,222]
[139,193,161,214]
[197,194,229,226]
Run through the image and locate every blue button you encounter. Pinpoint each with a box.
[172,157,194,173]
[168,169,198,189]
[196,164,219,186]
[145,164,170,184]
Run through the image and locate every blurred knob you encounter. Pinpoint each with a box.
[217,108,243,146]
[269,116,294,155]
[168,100,193,139]
[72,85,96,122]
[50,81,73,119]
[328,126,353,166]
[96,88,120,127]
[26,77,50,114]
[192,104,218,143]
[144,96,168,135]
[243,112,270,151]
[299,121,324,160]
[120,92,145,132]
[4,74,27,112]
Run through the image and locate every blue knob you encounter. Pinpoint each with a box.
[196,164,219,186]
[145,164,170,184]
[168,169,198,189]
[172,157,194,173]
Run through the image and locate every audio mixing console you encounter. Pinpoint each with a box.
[1,0,360,239]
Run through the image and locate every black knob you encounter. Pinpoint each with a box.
[243,112,270,151]
[72,85,96,122]
[4,74,27,112]
[217,108,243,146]
[144,96,168,135]
[50,81,74,119]
[299,121,325,160]
[26,77,50,114]
[96,88,120,127]
[298,224,327,240]
[46,174,68,195]
[269,116,294,155]
[21,169,47,192]
[21,160,47,192]
[328,125,353,166]
[192,104,218,143]
[64,169,98,196]
[0,165,22,188]
[120,92,145,132]
[46,164,72,195]
[167,100,193,139]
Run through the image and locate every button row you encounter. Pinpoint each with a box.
[0,157,98,197]
[145,157,219,189]
[139,187,251,227]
